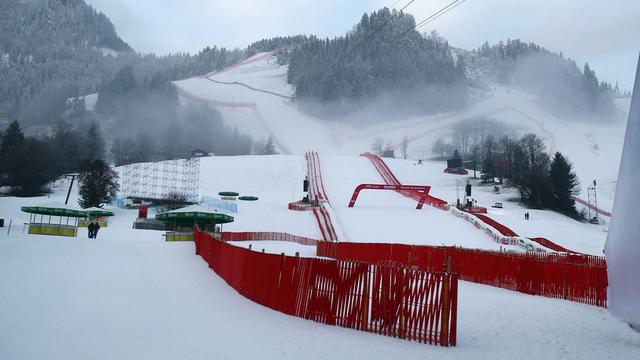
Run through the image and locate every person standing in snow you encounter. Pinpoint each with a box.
[87,222,95,238]
[92,222,101,239]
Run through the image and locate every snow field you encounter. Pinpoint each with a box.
[198,155,321,239]
[1,154,640,359]
[1,236,639,360]
[175,53,629,215]
[319,155,503,250]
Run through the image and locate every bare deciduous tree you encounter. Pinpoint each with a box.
[371,137,384,155]
[400,136,409,159]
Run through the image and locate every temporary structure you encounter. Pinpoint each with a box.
[155,205,234,241]
[79,207,115,228]
[21,204,87,237]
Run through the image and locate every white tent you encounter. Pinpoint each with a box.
[606,54,640,330]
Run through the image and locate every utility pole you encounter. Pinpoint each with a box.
[593,180,599,224]
[65,174,77,205]
[587,180,599,224]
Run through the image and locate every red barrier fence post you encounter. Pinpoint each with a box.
[441,257,452,347]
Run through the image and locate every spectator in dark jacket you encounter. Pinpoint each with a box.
[92,222,101,239]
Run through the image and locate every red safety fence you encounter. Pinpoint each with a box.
[348,184,432,209]
[528,237,574,253]
[306,151,339,242]
[471,213,518,237]
[221,231,320,246]
[572,196,612,217]
[317,242,607,307]
[470,213,582,254]
[306,151,329,202]
[311,207,329,242]
[362,152,579,254]
[196,227,459,346]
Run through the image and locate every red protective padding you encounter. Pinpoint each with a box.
[306,151,339,242]
[571,196,612,217]
[316,241,607,308]
[469,213,582,254]
[348,184,432,209]
[361,153,448,210]
[195,227,459,346]
[528,237,577,253]
[471,213,519,237]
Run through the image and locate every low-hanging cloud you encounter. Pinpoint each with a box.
[85,0,639,90]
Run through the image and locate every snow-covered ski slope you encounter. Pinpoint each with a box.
[320,155,504,251]
[199,155,318,238]
[198,154,606,255]
[172,52,628,254]
[2,186,640,359]
[175,51,630,212]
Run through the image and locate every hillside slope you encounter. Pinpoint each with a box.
[175,52,629,213]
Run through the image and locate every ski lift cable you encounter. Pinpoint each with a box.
[389,0,407,9]
[319,0,418,79]
[386,0,466,45]
[414,0,467,32]
[316,0,467,82]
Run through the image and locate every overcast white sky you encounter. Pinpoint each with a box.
[86,0,639,90]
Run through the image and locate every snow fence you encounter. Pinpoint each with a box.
[317,242,607,307]
[220,231,319,246]
[195,227,459,346]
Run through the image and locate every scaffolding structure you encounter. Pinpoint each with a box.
[120,158,200,203]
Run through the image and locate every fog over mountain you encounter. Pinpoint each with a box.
[0,0,631,163]
[85,0,639,91]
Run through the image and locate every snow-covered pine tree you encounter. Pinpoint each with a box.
[78,159,119,209]
[549,152,580,217]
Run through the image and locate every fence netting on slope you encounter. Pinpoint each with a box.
[318,241,607,307]
[361,153,448,210]
[221,231,319,246]
[306,151,339,242]
[195,227,459,346]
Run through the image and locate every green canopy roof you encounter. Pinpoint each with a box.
[22,206,87,218]
[84,207,115,217]
[155,205,234,226]
[218,191,240,197]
